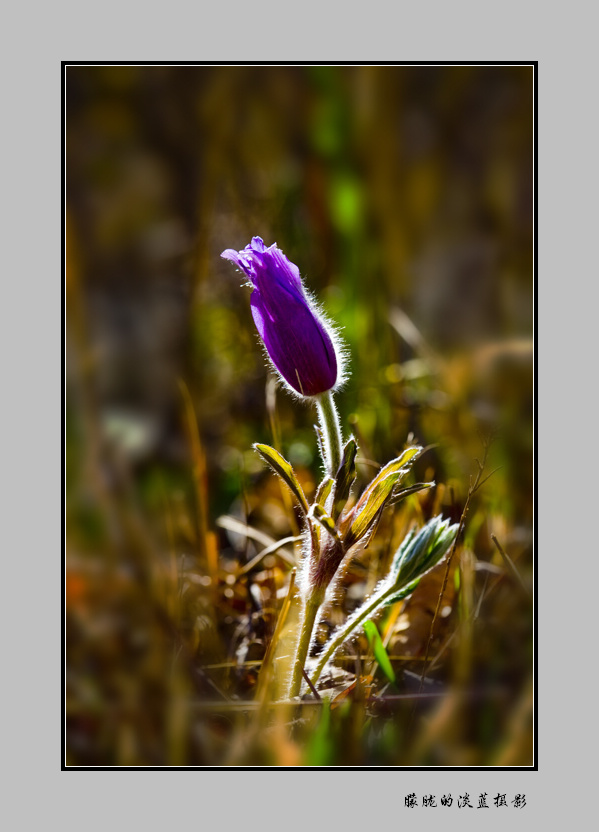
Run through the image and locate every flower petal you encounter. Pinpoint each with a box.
[250,288,337,396]
[221,248,252,278]
[250,236,266,252]
[224,238,341,397]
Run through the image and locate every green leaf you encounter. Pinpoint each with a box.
[314,476,335,509]
[343,447,422,548]
[343,473,396,548]
[387,481,435,506]
[253,443,309,516]
[332,437,358,519]
[363,620,396,685]
[310,503,341,541]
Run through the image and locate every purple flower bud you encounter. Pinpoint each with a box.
[221,237,340,397]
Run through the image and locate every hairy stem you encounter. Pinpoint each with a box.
[316,391,343,477]
[288,595,321,699]
[310,584,396,688]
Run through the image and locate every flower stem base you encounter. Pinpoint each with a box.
[287,596,321,699]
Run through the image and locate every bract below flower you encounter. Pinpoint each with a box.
[222,237,340,397]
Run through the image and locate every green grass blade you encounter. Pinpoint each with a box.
[364,620,396,685]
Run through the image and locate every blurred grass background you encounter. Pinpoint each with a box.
[65,65,534,766]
